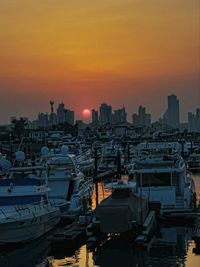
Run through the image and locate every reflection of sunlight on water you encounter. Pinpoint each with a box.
[50,245,96,267]
[193,174,200,203]
[186,241,200,267]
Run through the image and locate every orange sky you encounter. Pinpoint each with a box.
[0,0,199,123]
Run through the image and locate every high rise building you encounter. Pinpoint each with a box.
[92,109,99,125]
[57,103,66,123]
[113,106,127,124]
[132,106,151,127]
[99,103,112,125]
[65,109,75,125]
[188,108,200,132]
[164,95,180,129]
[57,103,75,125]
[188,112,195,131]
[38,112,49,128]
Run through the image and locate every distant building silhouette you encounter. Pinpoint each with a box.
[132,106,151,127]
[99,103,112,125]
[57,103,66,124]
[164,95,180,129]
[38,112,49,128]
[57,102,75,125]
[92,109,99,126]
[113,106,127,124]
[50,100,54,127]
[188,108,200,132]
[65,109,74,125]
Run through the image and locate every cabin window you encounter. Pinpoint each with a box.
[137,173,171,187]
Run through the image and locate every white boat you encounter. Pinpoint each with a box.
[0,153,11,177]
[98,142,124,173]
[187,148,200,171]
[76,151,94,176]
[59,142,95,175]
[129,142,196,215]
[39,146,93,215]
[0,171,60,244]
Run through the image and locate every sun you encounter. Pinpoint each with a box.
[82,109,91,119]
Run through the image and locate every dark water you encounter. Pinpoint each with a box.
[1,175,200,267]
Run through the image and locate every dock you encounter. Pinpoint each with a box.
[48,221,86,245]
[48,214,93,245]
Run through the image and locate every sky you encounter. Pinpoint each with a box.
[0,0,199,123]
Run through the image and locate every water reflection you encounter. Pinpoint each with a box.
[0,235,50,267]
[1,175,200,267]
[49,225,199,267]
[93,227,192,267]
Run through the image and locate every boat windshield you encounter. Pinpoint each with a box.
[136,172,171,187]
[112,189,131,199]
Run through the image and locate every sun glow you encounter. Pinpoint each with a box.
[82,109,91,119]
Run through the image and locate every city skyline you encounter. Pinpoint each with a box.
[0,0,199,124]
[5,94,200,129]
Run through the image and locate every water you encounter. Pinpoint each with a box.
[0,175,200,267]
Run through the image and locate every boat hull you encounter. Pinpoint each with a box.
[0,209,60,244]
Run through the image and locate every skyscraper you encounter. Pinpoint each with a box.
[132,106,151,127]
[65,109,75,125]
[164,95,180,129]
[113,106,127,124]
[57,102,65,123]
[99,103,112,125]
[92,109,99,125]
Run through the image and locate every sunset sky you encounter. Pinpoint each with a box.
[0,0,199,123]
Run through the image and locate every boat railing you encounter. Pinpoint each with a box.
[0,200,56,219]
[79,177,93,191]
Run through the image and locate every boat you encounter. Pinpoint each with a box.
[98,142,124,174]
[39,146,93,215]
[0,166,60,244]
[90,180,149,236]
[129,142,196,215]
[0,153,11,178]
[59,142,95,176]
[187,148,200,171]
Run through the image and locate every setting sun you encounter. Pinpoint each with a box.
[82,109,91,119]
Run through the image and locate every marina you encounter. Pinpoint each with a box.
[0,0,199,265]
[0,136,200,266]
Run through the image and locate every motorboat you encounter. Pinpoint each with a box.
[38,146,93,215]
[0,165,60,244]
[187,148,200,171]
[91,180,149,235]
[98,142,124,173]
[129,142,196,215]
[0,153,11,178]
